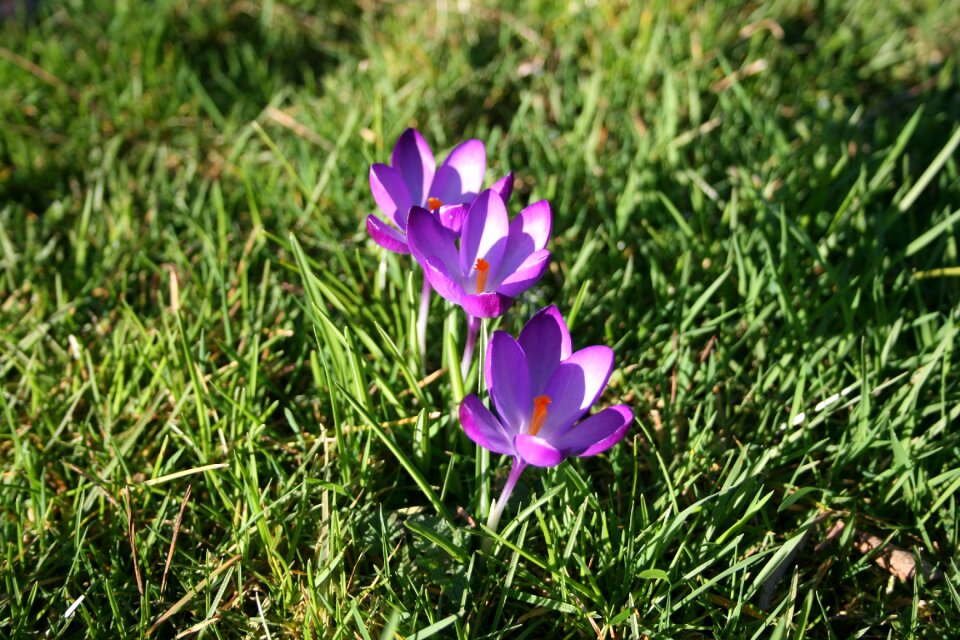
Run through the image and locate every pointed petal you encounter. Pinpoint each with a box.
[406,207,464,302]
[495,199,552,281]
[460,292,512,318]
[391,128,435,206]
[554,405,632,457]
[419,256,463,304]
[486,331,531,433]
[490,172,514,203]
[514,434,564,467]
[437,203,468,235]
[512,200,551,251]
[366,214,410,254]
[495,249,549,297]
[430,139,485,205]
[539,346,615,438]
[369,163,413,227]
[460,395,515,456]
[459,190,509,285]
[518,305,572,396]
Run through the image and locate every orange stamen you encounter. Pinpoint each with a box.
[427,197,443,211]
[475,258,489,293]
[529,395,552,436]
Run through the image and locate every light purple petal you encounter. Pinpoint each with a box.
[460,395,515,456]
[490,172,514,203]
[460,292,512,318]
[514,434,564,467]
[495,249,550,297]
[517,305,572,396]
[495,199,552,281]
[486,331,531,434]
[459,190,509,287]
[437,203,468,235]
[366,214,410,254]
[554,405,632,457]
[538,346,615,438]
[391,128,435,206]
[406,207,464,302]
[418,254,463,304]
[430,139,485,205]
[512,200,552,251]
[369,163,413,228]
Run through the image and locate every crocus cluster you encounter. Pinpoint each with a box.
[365,128,632,537]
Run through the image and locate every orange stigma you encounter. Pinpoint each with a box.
[529,395,552,436]
[474,258,489,293]
[427,197,443,211]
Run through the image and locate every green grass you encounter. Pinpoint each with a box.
[2,0,960,637]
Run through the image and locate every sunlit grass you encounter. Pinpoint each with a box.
[1,0,959,637]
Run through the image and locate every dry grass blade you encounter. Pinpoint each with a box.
[124,486,144,597]
[147,554,242,637]
[64,462,119,509]
[161,484,192,599]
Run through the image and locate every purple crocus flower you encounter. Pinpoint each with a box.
[365,128,514,255]
[458,306,633,533]
[406,189,551,319]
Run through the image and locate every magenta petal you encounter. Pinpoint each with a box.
[460,292,512,318]
[486,331,531,433]
[459,190,509,284]
[514,434,564,467]
[391,128,435,206]
[366,214,410,254]
[539,346,615,437]
[495,249,550,297]
[437,203,468,235]
[406,207,464,302]
[460,395,515,456]
[369,164,413,228]
[554,405,632,457]
[431,139,485,205]
[490,172,514,203]
[518,306,572,395]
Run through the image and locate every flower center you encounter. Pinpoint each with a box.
[474,258,489,293]
[529,395,552,436]
[427,197,443,211]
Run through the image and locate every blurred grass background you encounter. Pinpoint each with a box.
[2,0,960,637]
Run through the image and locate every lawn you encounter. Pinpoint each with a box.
[2,0,960,637]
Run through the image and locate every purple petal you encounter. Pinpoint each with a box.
[539,346,615,438]
[391,128,435,206]
[430,139,485,205]
[554,405,632,457]
[437,203,468,235]
[512,200,552,251]
[517,305,572,396]
[366,214,410,254]
[495,249,550,297]
[459,190,509,287]
[486,331,531,433]
[460,292,513,318]
[495,199,552,281]
[514,434,564,467]
[490,172,514,203]
[369,164,413,228]
[460,395,515,456]
[406,207,464,302]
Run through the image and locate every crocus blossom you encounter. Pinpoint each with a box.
[458,306,632,533]
[406,189,551,319]
[365,128,514,254]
